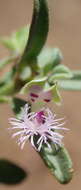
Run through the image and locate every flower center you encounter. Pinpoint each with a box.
[36,111,45,124]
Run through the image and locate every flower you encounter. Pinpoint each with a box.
[29,85,52,103]
[9,104,68,151]
[21,78,61,105]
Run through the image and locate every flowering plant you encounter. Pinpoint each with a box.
[0,0,81,186]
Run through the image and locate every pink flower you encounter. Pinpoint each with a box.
[9,104,68,151]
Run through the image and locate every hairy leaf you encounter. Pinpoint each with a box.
[58,79,81,90]
[19,0,49,68]
[49,64,73,81]
[40,145,73,184]
[38,48,63,74]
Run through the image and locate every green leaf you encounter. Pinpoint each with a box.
[0,78,22,96]
[0,54,18,70]
[19,0,49,66]
[37,48,63,74]
[50,73,72,80]
[72,70,81,80]
[0,66,16,83]
[0,81,15,96]
[0,26,29,54]
[0,76,15,96]
[53,64,73,76]
[0,96,11,103]
[0,159,27,184]
[0,66,23,96]
[11,97,31,119]
[49,64,73,81]
[48,66,81,92]
[40,145,73,184]
[58,79,81,90]
[14,26,29,53]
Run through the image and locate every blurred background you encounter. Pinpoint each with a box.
[0,0,81,189]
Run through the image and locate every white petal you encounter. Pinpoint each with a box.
[12,130,25,138]
[30,135,35,148]
[38,139,43,151]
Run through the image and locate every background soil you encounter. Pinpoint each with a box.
[0,0,81,190]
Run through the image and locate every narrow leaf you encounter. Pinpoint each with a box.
[40,145,73,184]
[19,0,49,66]
[49,64,73,81]
[58,80,81,90]
[53,64,72,74]
[72,70,81,80]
